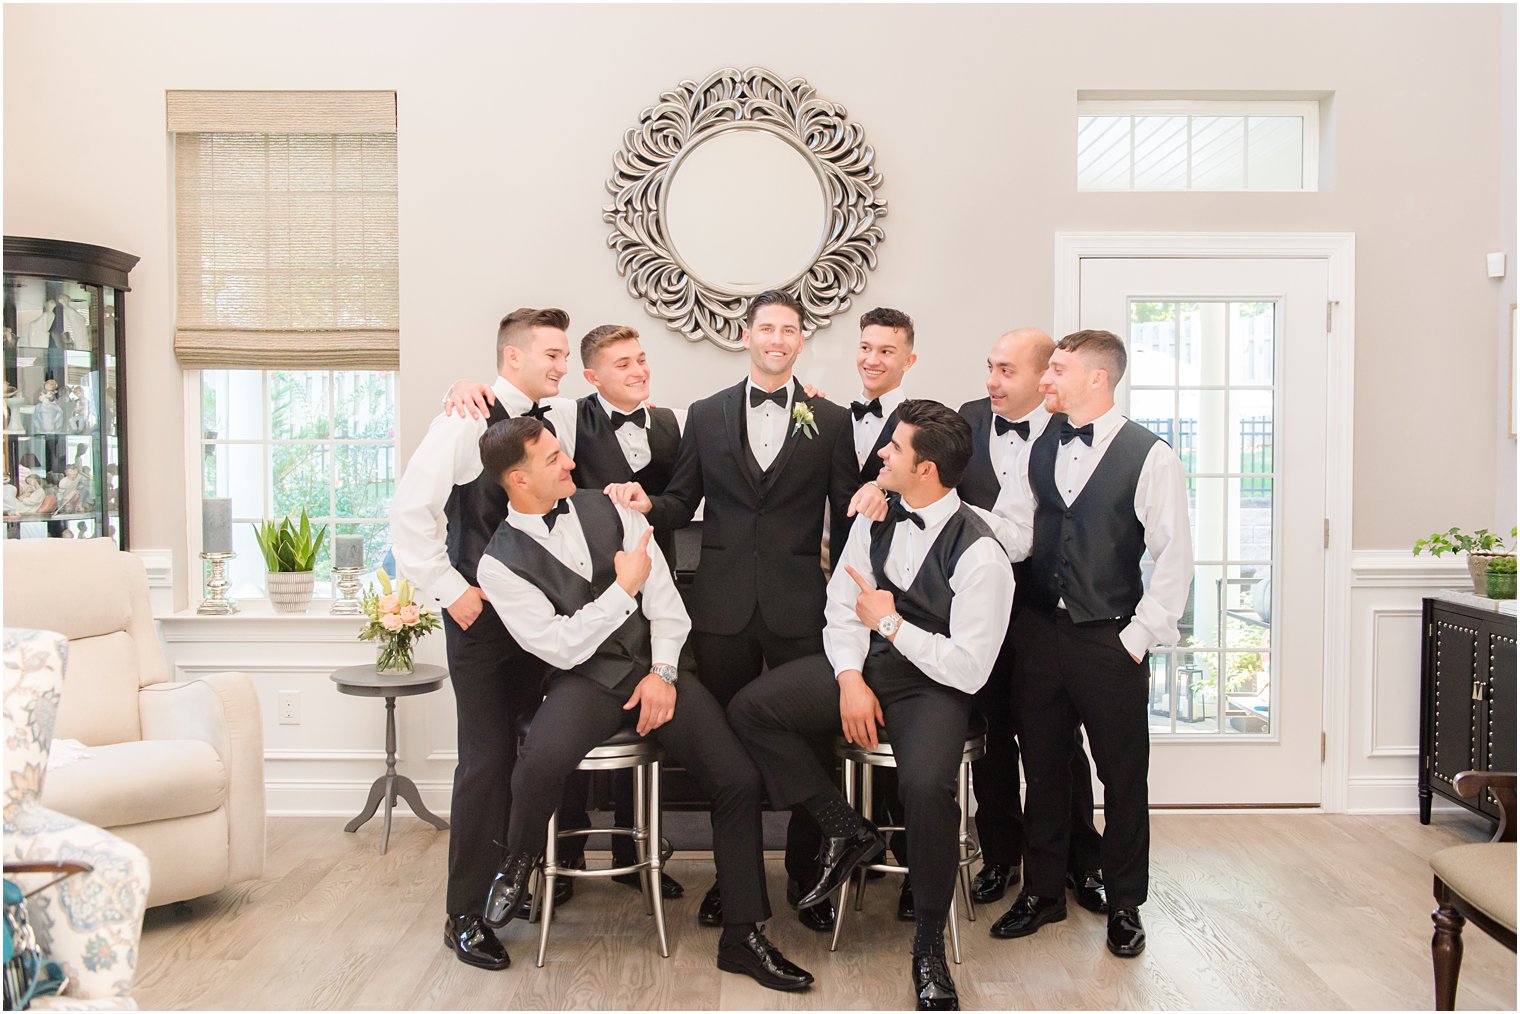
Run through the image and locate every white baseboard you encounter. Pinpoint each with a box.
[265,778,454,819]
[1343,775,1471,815]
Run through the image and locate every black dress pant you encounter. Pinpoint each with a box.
[691,607,825,885]
[506,668,771,925]
[728,653,973,914]
[1018,607,1151,910]
[971,612,1104,871]
[442,614,545,917]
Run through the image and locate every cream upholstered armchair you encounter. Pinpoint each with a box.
[2,539,265,906]
[4,627,149,1009]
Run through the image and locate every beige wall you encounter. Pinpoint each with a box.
[4,3,1513,604]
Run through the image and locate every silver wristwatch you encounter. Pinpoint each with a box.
[877,613,903,638]
[651,662,679,686]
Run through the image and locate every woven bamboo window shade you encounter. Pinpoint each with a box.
[168,91,399,370]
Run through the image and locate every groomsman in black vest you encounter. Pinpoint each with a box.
[959,329,1107,922]
[994,329,1193,958]
[390,307,581,970]
[444,323,686,898]
[471,418,812,990]
[606,289,878,932]
[728,399,1015,1011]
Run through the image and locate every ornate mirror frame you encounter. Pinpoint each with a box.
[603,67,888,351]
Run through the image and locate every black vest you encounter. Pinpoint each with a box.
[443,399,513,639]
[957,399,1001,511]
[573,396,680,564]
[863,500,996,689]
[481,489,651,689]
[1025,415,1161,623]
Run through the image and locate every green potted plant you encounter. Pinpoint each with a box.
[1486,554,1517,600]
[1412,526,1516,596]
[253,508,327,614]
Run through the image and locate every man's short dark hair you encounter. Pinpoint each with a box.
[1057,329,1128,385]
[497,307,570,360]
[896,398,972,489]
[580,324,641,367]
[745,289,805,329]
[478,416,546,487]
[859,307,915,348]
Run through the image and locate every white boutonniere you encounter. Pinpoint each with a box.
[791,401,818,439]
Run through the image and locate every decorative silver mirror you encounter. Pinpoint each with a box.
[604,67,887,351]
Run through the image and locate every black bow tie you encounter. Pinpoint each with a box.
[888,495,925,530]
[1059,421,1094,446]
[749,386,787,410]
[851,397,883,421]
[521,403,556,436]
[994,416,1030,440]
[610,407,646,430]
[541,499,570,533]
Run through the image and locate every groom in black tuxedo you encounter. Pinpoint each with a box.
[608,288,877,931]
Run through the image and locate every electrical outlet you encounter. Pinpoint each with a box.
[278,690,301,725]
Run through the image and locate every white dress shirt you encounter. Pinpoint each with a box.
[593,394,687,473]
[995,404,1194,660]
[390,376,577,611]
[988,403,1052,493]
[475,498,690,672]
[823,490,1015,696]
[852,386,908,470]
[745,379,793,470]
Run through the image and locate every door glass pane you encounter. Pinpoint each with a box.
[1130,297,1278,738]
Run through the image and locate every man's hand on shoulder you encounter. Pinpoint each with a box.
[848,482,889,522]
[604,481,652,514]
[443,380,494,420]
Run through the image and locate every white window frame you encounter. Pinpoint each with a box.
[1077,99,1321,192]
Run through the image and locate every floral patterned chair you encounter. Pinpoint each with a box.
[4,628,149,1010]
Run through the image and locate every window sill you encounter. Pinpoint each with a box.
[157,599,373,642]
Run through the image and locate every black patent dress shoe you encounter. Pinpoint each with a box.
[795,821,886,910]
[483,851,539,928]
[1066,869,1107,914]
[698,882,723,926]
[989,891,1067,939]
[785,879,837,932]
[898,877,916,921]
[443,913,510,970]
[1106,907,1145,957]
[611,870,685,899]
[971,863,1017,904]
[717,928,815,991]
[912,953,959,1011]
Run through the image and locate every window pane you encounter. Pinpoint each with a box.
[1229,477,1274,562]
[1179,389,1226,474]
[1225,565,1271,648]
[1146,654,1172,731]
[1077,115,1131,189]
[201,369,264,440]
[1247,116,1303,189]
[1174,650,1222,733]
[201,442,265,519]
[1190,116,1245,189]
[1128,303,1181,386]
[1177,303,1224,386]
[1224,652,1271,734]
[1131,389,1176,446]
[1228,390,1274,474]
[269,370,329,440]
[1133,116,1188,189]
[333,371,396,440]
[1181,564,1225,649]
[334,443,395,519]
[1230,302,1275,385]
[1189,479,1226,564]
[270,443,330,519]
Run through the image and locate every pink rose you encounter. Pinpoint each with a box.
[400,604,421,625]
[381,613,404,632]
[378,594,400,614]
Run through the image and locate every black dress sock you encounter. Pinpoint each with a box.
[720,921,758,945]
[802,791,862,837]
[913,908,948,957]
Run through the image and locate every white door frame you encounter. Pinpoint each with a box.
[1054,231,1356,813]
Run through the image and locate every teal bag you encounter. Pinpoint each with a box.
[3,879,67,1010]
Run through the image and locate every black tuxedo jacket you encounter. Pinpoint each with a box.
[649,378,857,638]
[829,405,900,562]
[571,395,681,566]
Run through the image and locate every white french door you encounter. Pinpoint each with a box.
[1080,257,1329,806]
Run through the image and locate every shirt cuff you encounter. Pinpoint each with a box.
[650,638,682,671]
[1118,622,1152,661]
[891,621,929,665]
[433,571,472,612]
[599,583,638,617]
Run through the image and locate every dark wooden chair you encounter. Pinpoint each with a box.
[1430,771,1517,1010]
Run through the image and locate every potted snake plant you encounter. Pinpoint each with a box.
[254,508,327,613]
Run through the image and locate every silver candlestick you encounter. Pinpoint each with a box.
[198,551,239,615]
[330,566,363,615]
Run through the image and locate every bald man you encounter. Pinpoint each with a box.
[957,329,1107,925]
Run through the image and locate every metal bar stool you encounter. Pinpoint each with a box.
[828,712,988,963]
[516,717,670,967]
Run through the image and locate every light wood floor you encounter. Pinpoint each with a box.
[135,813,1516,1010]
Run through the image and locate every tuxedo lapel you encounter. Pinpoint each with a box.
[861,406,899,481]
[721,380,760,494]
[762,379,810,491]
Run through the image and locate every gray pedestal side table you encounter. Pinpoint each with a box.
[330,662,451,853]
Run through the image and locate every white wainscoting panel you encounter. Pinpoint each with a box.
[1346,551,1471,814]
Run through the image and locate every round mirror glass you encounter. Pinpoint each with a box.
[664,128,828,296]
